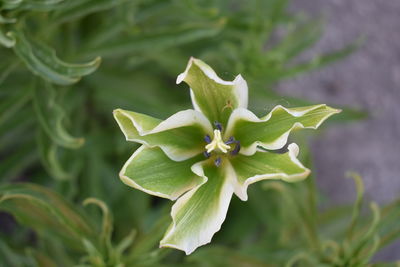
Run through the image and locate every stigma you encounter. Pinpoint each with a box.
[205,129,231,153]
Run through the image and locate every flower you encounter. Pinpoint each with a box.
[113,57,340,255]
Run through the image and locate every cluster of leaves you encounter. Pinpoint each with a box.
[1,170,399,266]
[0,0,397,266]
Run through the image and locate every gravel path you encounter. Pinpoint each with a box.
[280,0,400,260]
[281,0,400,203]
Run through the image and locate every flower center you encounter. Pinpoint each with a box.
[205,129,231,154]
[203,123,241,167]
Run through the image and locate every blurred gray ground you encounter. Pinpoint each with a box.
[281,0,400,204]
[282,0,400,259]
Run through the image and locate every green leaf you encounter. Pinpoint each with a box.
[9,30,101,85]
[28,249,58,267]
[83,23,223,58]
[266,19,323,62]
[0,137,37,182]
[0,29,15,48]
[0,14,17,24]
[226,104,340,155]
[83,198,113,255]
[229,143,310,201]
[1,0,65,11]
[0,183,97,250]
[160,160,234,255]
[345,172,365,240]
[280,37,363,80]
[114,108,212,161]
[50,0,128,25]
[1,0,23,10]
[120,146,203,200]
[129,214,170,261]
[177,57,248,127]
[0,240,32,267]
[187,246,270,267]
[33,81,84,149]
[36,129,75,180]
[0,79,31,127]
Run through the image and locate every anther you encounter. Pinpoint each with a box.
[225,136,235,145]
[230,141,241,155]
[203,151,211,158]
[214,157,222,167]
[204,135,211,144]
[205,129,231,153]
[214,121,222,131]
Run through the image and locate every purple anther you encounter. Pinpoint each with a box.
[214,121,222,131]
[203,151,211,158]
[230,141,241,155]
[225,136,235,145]
[204,134,212,143]
[214,157,222,167]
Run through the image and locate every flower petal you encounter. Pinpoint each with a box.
[160,160,235,255]
[113,109,213,161]
[225,104,340,155]
[229,143,310,201]
[177,57,248,127]
[119,146,203,201]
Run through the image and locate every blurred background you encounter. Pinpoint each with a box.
[286,0,400,205]
[0,0,399,265]
[285,0,400,260]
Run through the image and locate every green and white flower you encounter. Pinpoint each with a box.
[113,57,340,255]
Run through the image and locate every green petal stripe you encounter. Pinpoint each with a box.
[160,160,235,255]
[177,57,248,127]
[120,146,203,201]
[225,104,340,155]
[229,143,310,201]
[113,109,213,161]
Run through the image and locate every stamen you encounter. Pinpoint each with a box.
[205,129,231,153]
[214,121,222,131]
[230,141,241,155]
[203,151,211,158]
[225,136,235,145]
[204,134,211,144]
[214,157,222,167]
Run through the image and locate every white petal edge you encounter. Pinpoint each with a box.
[113,108,213,161]
[119,145,200,201]
[224,104,341,156]
[233,143,311,201]
[177,57,248,109]
[160,160,235,255]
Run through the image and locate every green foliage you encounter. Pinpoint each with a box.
[0,0,397,265]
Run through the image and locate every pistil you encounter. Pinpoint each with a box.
[205,129,231,153]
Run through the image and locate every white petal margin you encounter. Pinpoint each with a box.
[119,145,203,201]
[229,143,310,201]
[114,108,213,161]
[177,57,248,109]
[224,104,341,156]
[176,57,248,125]
[160,160,235,255]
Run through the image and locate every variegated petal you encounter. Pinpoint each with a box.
[225,104,340,155]
[119,146,203,201]
[229,143,310,201]
[160,160,235,255]
[177,57,248,127]
[114,109,213,161]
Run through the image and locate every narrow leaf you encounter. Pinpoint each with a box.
[83,23,223,58]
[36,129,75,180]
[9,30,101,85]
[0,183,97,250]
[0,29,15,48]
[33,81,84,149]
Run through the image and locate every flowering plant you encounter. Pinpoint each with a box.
[114,57,339,254]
